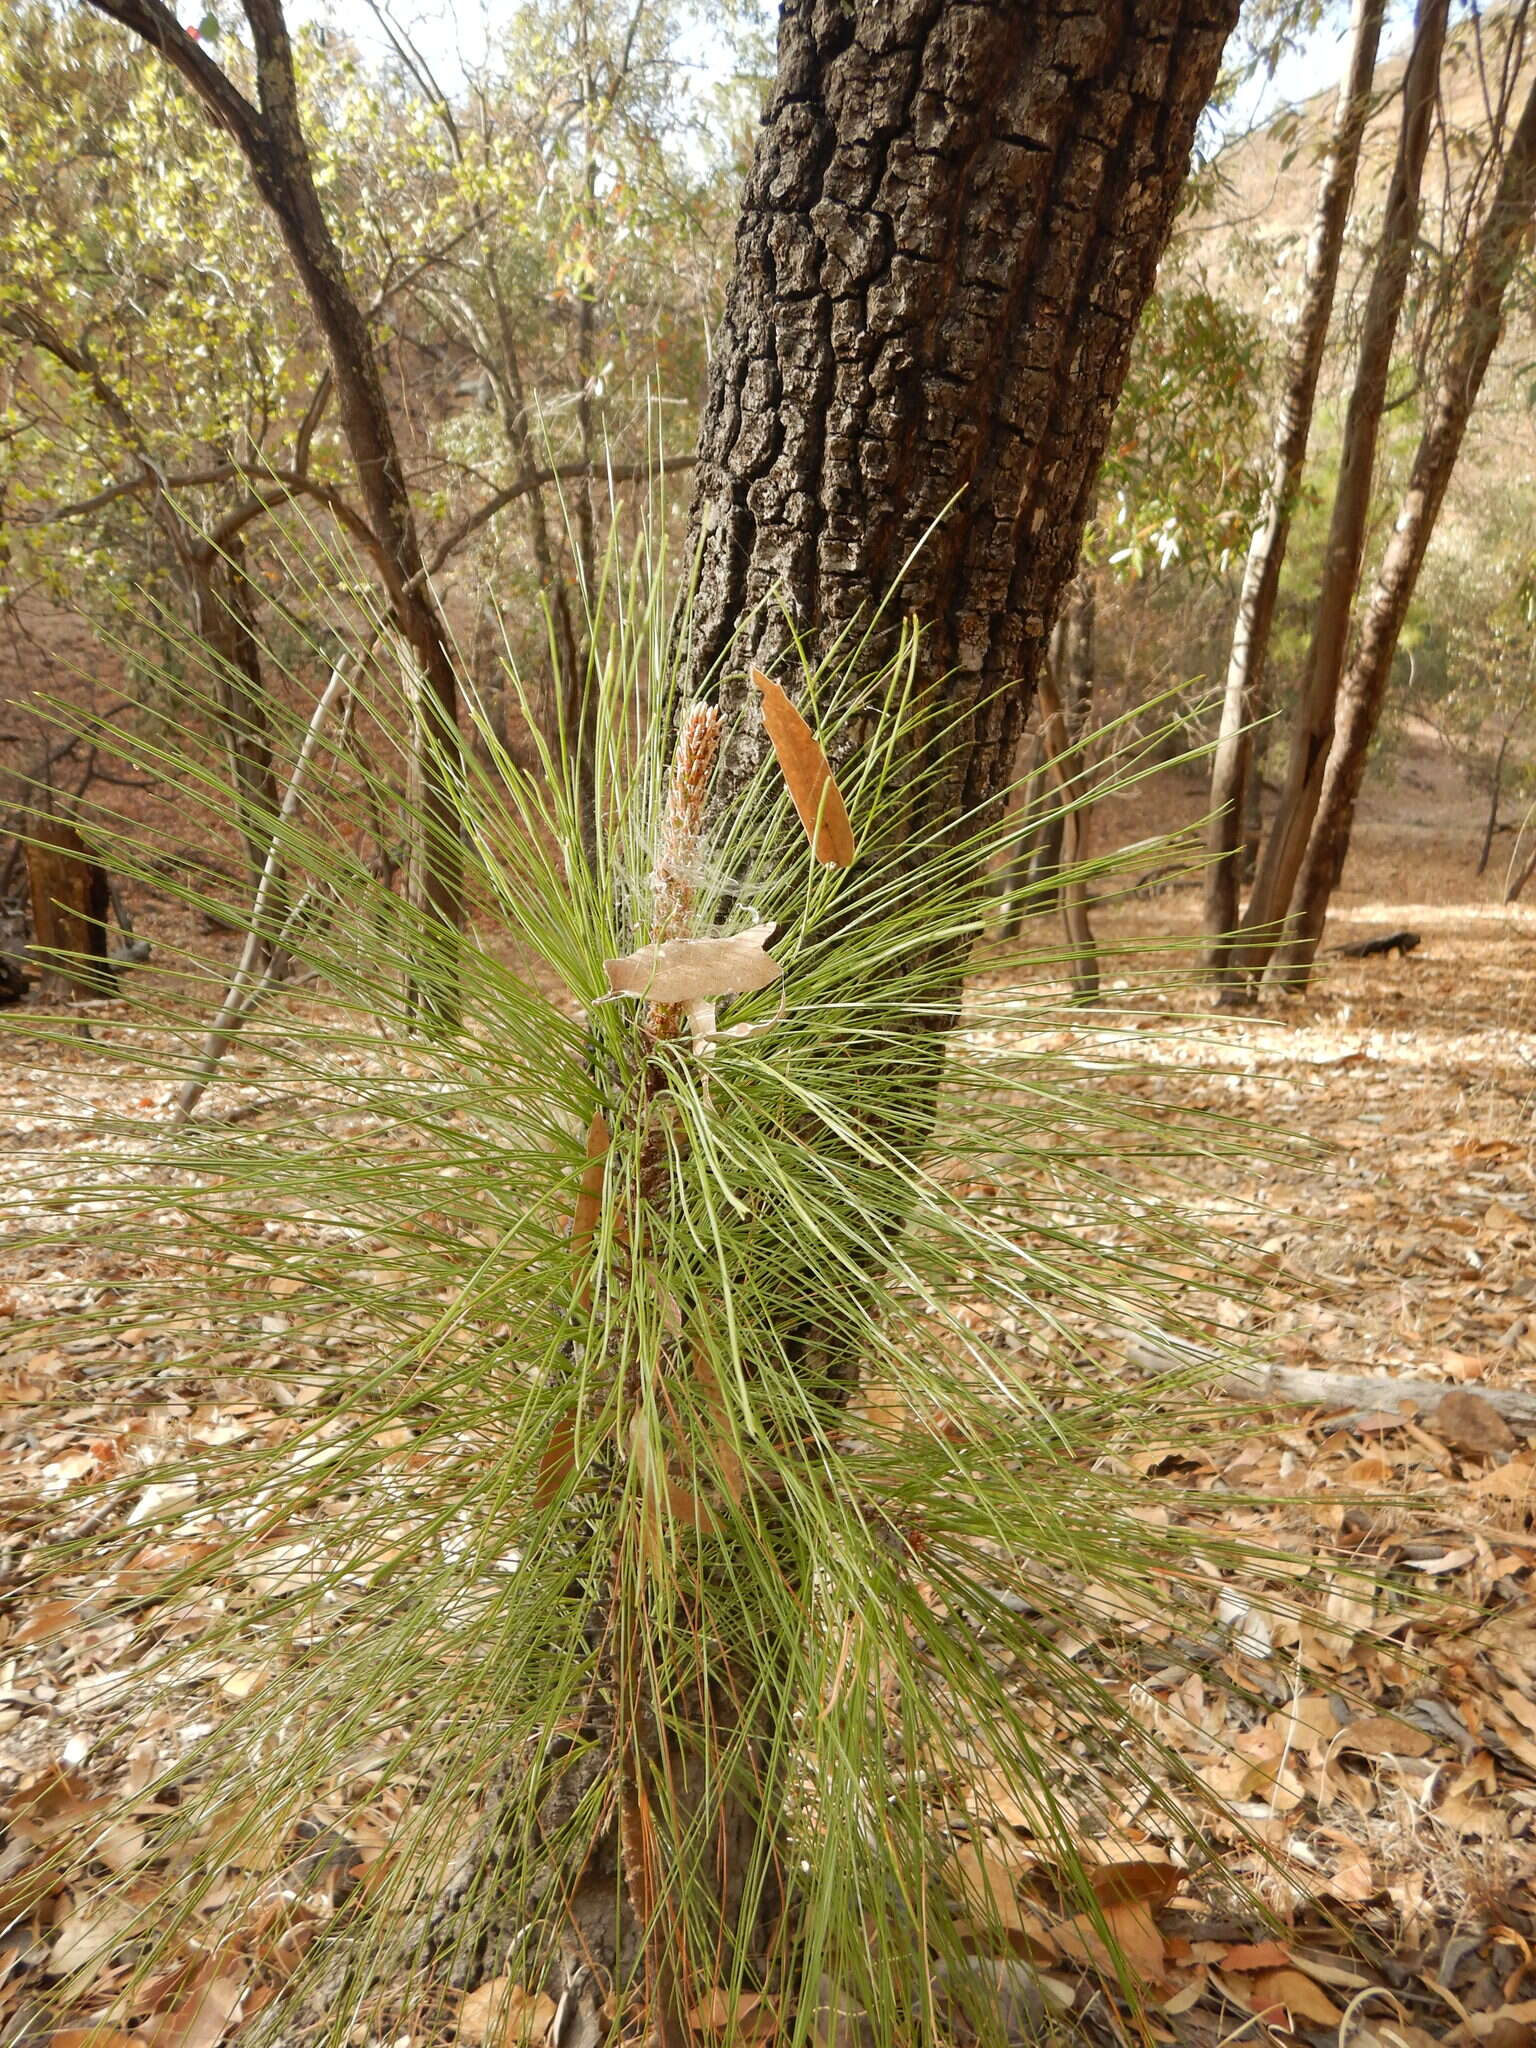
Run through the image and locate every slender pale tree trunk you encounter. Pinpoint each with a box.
[1231,0,1449,990]
[1478,731,1511,875]
[1036,652,1101,1001]
[1241,690,1268,877]
[1509,833,1536,904]
[1000,574,1094,922]
[996,731,1048,939]
[1203,0,1387,994]
[1269,67,1536,986]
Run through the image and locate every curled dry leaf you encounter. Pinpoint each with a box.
[749,666,855,867]
[686,1987,771,2035]
[569,1108,610,1313]
[1334,1714,1435,1759]
[138,1971,245,2048]
[570,1111,609,1258]
[1238,1966,1344,2028]
[605,924,782,1004]
[457,1977,558,2046]
[47,1896,139,1976]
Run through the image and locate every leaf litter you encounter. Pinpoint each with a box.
[1,832,1535,2045]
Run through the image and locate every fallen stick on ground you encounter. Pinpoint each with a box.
[1124,1341,1536,1432]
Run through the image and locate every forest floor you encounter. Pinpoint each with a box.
[2,740,1535,2047]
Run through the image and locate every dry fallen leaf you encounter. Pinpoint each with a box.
[1242,1965,1345,2028]
[949,1842,1052,1942]
[139,1971,245,2048]
[686,1987,768,2032]
[1049,1897,1166,1986]
[1335,1714,1435,1759]
[1084,1859,1183,1910]
[749,667,855,867]
[1430,1389,1518,1456]
[605,924,782,1003]
[1218,1941,1292,1972]
[457,1976,558,2046]
[12,1595,80,1646]
[47,1897,139,1977]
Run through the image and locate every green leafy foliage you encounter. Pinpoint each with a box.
[1099,285,1269,579]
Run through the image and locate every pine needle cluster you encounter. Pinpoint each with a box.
[0,522,1347,2048]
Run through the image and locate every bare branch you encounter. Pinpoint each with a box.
[84,0,265,156]
[428,456,695,574]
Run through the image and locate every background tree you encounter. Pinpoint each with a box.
[1272,63,1536,982]
[1,0,743,995]
[1227,0,1450,993]
[1203,0,1385,989]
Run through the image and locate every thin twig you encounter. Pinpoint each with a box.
[171,650,364,1124]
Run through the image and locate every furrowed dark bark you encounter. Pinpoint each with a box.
[1270,65,1536,988]
[681,0,1239,832]
[1202,0,1386,995]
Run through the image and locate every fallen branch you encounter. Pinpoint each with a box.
[1125,1340,1536,1431]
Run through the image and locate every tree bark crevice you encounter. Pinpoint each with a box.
[682,0,1239,841]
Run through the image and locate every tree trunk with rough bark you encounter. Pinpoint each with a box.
[996,732,1048,939]
[1231,0,1448,991]
[1036,657,1101,1002]
[191,546,285,921]
[1269,67,1536,988]
[679,0,1236,827]
[25,818,113,1000]
[1203,0,1386,994]
[522,1,1241,2039]
[84,0,466,1023]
